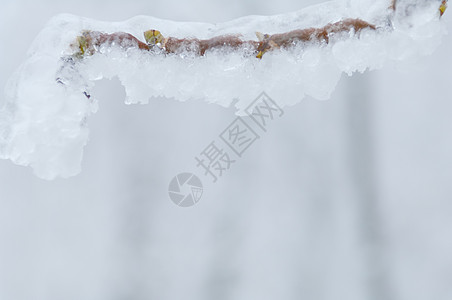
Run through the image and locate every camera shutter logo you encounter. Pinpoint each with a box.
[168,173,203,207]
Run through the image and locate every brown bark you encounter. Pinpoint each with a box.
[164,35,259,56]
[390,0,447,16]
[74,31,150,56]
[256,18,376,56]
[390,0,397,11]
[72,0,447,59]
[74,18,376,59]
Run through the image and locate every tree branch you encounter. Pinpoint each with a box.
[72,18,376,60]
[390,0,448,16]
[70,0,447,60]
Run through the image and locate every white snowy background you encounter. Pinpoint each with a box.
[1,0,452,299]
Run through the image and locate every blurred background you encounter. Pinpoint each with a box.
[1,0,452,299]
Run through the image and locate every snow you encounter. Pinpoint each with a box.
[0,0,447,179]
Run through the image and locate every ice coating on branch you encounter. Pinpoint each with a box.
[0,0,447,179]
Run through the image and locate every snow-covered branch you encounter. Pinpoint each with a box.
[72,18,377,60]
[0,0,448,179]
[70,1,448,60]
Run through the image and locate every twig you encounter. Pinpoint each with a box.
[72,18,376,59]
[390,0,448,16]
[70,0,447,59]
